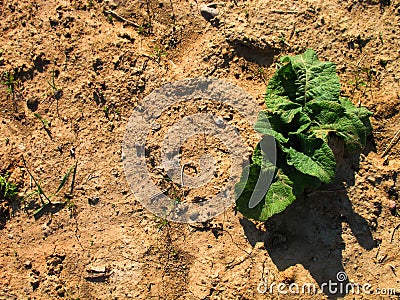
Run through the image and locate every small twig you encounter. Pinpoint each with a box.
[356,54,367,68]
[390,224,400,243]
[375,242,381,259]
[104,10,140,28]
[269,9,299,14]
[389,264,397,277]
[149,188,170,201]
[306,189,347,197]
[225,253,252,270]
[86,174,99,182]
[381,129,400,158]
[141,53,153,59]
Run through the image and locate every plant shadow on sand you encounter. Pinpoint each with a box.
[240,142,378,299]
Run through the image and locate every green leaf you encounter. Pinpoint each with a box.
[283,135,336,183]
[283,49,341,105]
[33,203,50,217]
[261,172,296,220]
[266,49,340,109]
[287,111,312,135]
[266,63,299,108]
[55,164,76,195]
[235,166,296,221]
[304,100,345,122]
[283,164,321,197]
[335,114,368,152]
[255,111,289,144]
[306,99,370,152]
[0,174,18,200]
[340,97,373,136]
[251,144,275,170]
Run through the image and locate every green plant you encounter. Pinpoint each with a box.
[47,69,62,99]
[151,46,167,63]
[23,158,77,217]
[0,174,18,201]
[1,70,19,97]
[138,25,145,34]
[156,217,169,231]
[236,49,372,221]
[0,174,18,226]
[66,199,76,213]
[34,113,50,128]
[137,22,152,35]
[102,104,120,118]
[257,67,267,83]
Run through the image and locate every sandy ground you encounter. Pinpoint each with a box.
[0,0,400,299]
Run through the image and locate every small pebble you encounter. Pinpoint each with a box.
[254,242,265,250]
[388,200,396,211]
[107,121,114,132]
[200,4,218,21]
[152,122,161,131]
[70,147,75,158]
[214,117,225,127]
[24,261,32,269]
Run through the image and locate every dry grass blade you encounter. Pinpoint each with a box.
[381,128,400,157]
[391,224,400,243]
[104,10,140,28]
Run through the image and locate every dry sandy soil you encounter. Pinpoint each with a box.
[0,0,400,299]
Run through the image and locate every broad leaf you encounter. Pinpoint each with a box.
[340,97,373,136]
[235,166,296,221]
[284,135,336,183]
[266,49,340,109]
[255,111,289,144]
[306,99,370,152]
